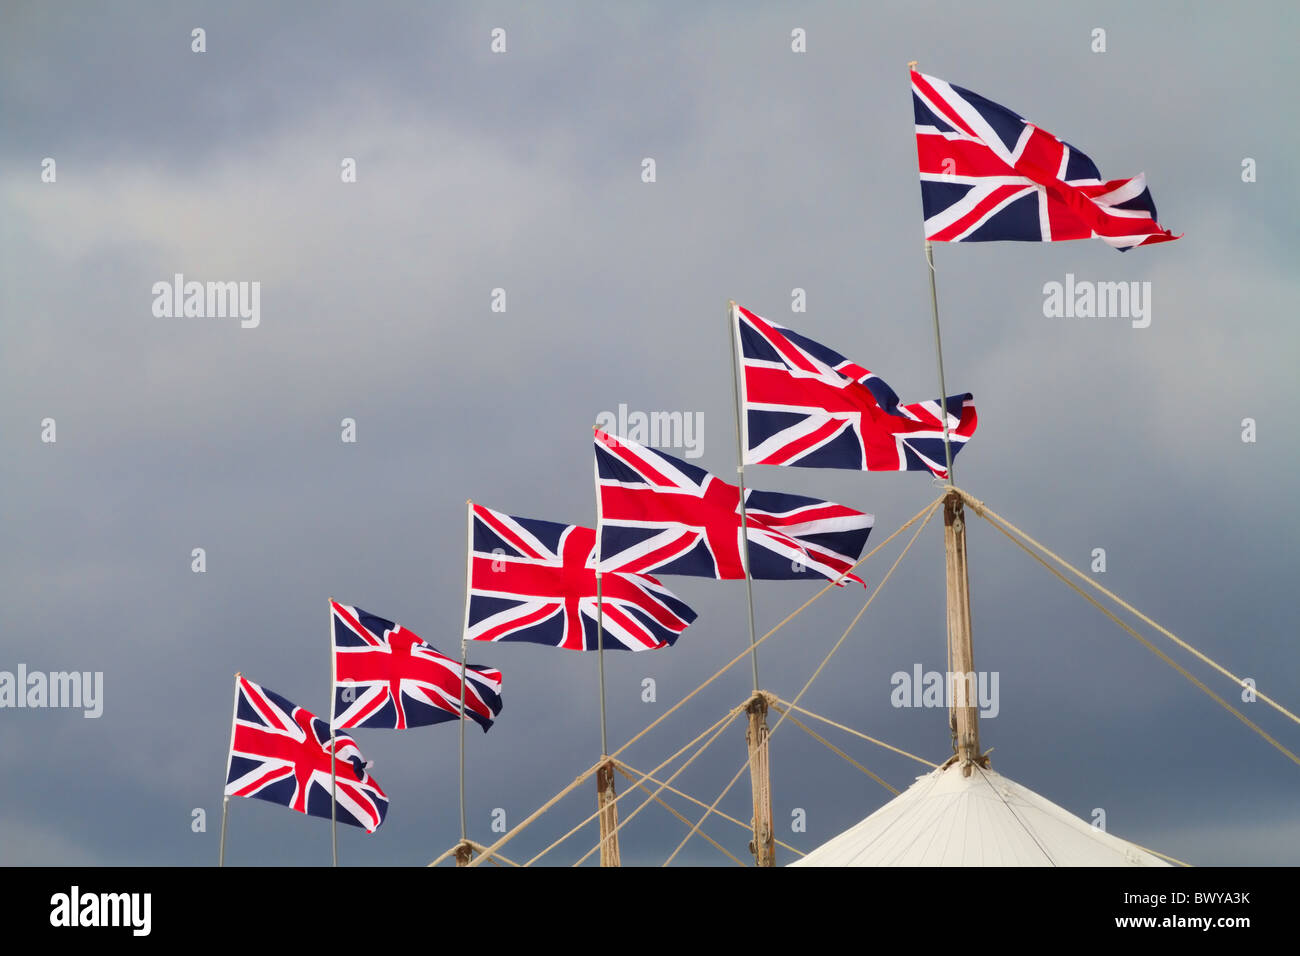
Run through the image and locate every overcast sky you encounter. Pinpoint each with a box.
[2,1,1297,867]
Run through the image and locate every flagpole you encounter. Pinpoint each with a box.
[728,300,761,692]
[329,597,338,868]
[730,300,776,865]
[458,503,471,847]
[586,438,610,754]
[219,671,240,867]
[458,636,468,841]
[218,797,229,867]
[592,436,621,865]
[596,576,609,756]
[912,61,957,485]
[925,240,956,483]
[912,62,981,778]
[457,501,478,864]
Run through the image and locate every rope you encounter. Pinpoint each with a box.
[969,495,1300,767]
[973,764,1057,865]
[769,701,899,795]
[611,763,745,866]
[570,705,744,867]
[465,758,605,867]
[428,839,521,868]
[525,705,742,866]
[612,758,804,856]
[467,495,942,866]
[958,489,1300,729]
[1127,841,1192,868]
[426,844,460,867]
[661,754,752,867]
[466,840,520,868]
[607,495,948,762]
[770,698,939,768]
[662,504,940,865]
[772,502,939,725]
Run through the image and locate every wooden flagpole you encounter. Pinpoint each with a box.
[218,671,241,867]
[595,756,621,867]
[592,430,621,866]
[745,692,775,866]
[911,62,982,771]
[729,300,774,865]
[328,597,338,867]
[944,491,984,773]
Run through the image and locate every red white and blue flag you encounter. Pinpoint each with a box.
[736,304,976,479]
[224,675,388,833]
[331,601,503,732]
[465,502,697,651]
[595,429,872,585]
[911,68,1178,250]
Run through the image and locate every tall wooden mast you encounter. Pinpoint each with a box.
[746,693,775,866]
[596,759,621,866]
[944,490,986,774]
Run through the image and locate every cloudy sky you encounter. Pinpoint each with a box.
[2,1,1297,867]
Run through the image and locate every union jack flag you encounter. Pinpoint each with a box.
[331,601,503,732]
[736,304,976,479]
[595,429,872,586]
[912,69,1178,250]
[224,675,388,833]
[465,502,697,651]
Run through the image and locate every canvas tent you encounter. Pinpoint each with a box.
[790,760,1170,867]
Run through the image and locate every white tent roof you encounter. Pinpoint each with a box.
[790,762,1170,867]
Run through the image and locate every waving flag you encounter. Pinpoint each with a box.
[595,429,872,585]
[331,601,503,732]
[465,503,697,651]
[736,304,976,479]
[224,675,388,833]
[911,68,1178,250]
